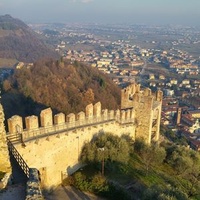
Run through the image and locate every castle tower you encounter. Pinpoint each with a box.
[0,101,11,173]
[121,83,140,109]
[121,83,163,144]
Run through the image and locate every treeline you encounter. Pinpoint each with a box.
[3,59,120,117]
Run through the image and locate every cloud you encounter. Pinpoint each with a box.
[0,2,3,7]
[81,0,93,3]
[70,0,93,3]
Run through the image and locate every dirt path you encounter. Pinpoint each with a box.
[45,185,105,200]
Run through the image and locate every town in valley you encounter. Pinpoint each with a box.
[10,23,200,150]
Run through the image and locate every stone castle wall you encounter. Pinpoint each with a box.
[14,120,135,188]
[7,102,135,188]
[0,104,11,173]
[3,83,162,188]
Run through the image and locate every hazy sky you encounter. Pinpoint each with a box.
[0,0,200,25]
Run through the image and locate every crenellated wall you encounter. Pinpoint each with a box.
[7,115,23,134]
[7,102,135,141]
[6,102,135,188]
[4,84,162,189]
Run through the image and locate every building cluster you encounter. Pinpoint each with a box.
[61,37,200,88]
[169,61,198,75]
[30,23,200,88]
[64,43,144,85]
[148,76,200,95]
[162,97,200,150]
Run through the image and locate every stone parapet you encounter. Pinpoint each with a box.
[40,108,52,127]
[86,103,93,118]
[26,116,39,130]
[7,115,23,134]
[54,113,65,125]
[7,102,135,142]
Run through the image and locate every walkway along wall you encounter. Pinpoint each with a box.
[7,102,135,188]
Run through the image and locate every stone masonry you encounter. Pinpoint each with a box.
[121,83,163,144]
[0,83,162,188]
[6,102,135,187]
[0,103,11,173]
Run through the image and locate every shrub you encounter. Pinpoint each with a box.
[62,176,74,186]
[73,172,90,191]
[90,174,109,193]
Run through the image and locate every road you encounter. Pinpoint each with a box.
[137,58,147,85]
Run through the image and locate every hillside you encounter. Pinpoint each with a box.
[0,15,58,64]
[2,59,120,118]
[61,135,200,200]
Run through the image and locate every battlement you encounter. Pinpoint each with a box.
[121,83,163,109]
[7,102,135,141]
[121,83,141,97]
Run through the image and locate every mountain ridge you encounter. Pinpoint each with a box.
[0,15,58,63]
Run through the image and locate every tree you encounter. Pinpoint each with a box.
[90,174,108,193]
[166,146,194,176]
[82,88,95,104]
[133,138,146,155]
[3,79,11,91]
[185,165,200,197]
[140,143,166,173]
[165,145,200,197]
[81,133,131,171]
[143,184,188,200]
[182,152,200,197]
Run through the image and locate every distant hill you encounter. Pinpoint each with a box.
[0,15,58,64]
[2,59,120,118]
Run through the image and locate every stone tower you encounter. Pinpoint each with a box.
[176,108,181,125]
[121,83,163,144]
[0,101,11,173]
